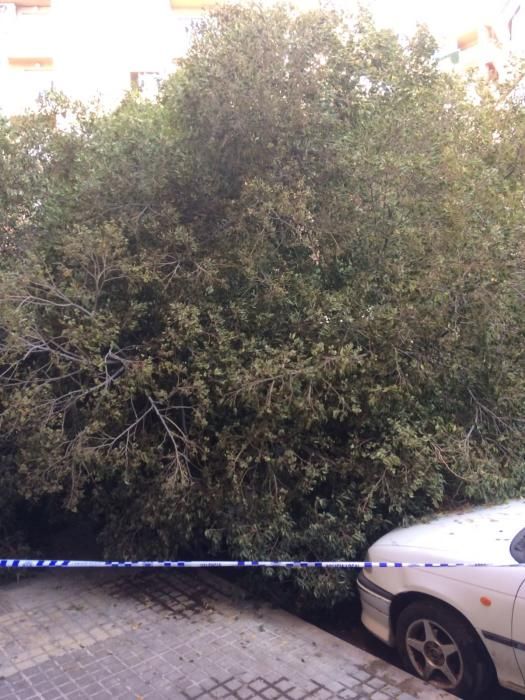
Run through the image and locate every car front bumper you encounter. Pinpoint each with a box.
[357,570,394,646]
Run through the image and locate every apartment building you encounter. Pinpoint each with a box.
[439,1,524,82]
[1,1,523,117]
[0,0,326,116]
[0,0,218,115]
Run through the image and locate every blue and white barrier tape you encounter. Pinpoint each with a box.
[1,559,524,569]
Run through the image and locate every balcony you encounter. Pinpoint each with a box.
[4,9,54,58]
[2,60,55,115]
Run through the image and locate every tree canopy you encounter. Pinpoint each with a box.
[0,4,524,607]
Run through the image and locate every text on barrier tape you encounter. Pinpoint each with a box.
[1,560,524,568]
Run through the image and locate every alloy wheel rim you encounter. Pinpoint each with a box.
[405,617,464,689]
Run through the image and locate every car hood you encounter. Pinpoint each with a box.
[371,499,525,564]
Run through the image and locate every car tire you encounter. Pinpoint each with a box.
[395,599,494,699]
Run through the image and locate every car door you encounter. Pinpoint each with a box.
[405,563,525,690]
[512,577,525,683]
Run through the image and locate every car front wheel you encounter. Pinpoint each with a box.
[395,600,494,698]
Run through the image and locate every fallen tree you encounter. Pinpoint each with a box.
[0,4,524,608]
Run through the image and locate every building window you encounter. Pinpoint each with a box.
[130,71,162,99]
[485,62,499,81]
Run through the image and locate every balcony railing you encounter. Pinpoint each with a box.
[3,10,54,57]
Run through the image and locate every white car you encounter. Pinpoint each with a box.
[357,499,525,698]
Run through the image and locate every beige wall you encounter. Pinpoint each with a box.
[0,0,222,115]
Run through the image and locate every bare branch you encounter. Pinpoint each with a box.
[147,395,192,484]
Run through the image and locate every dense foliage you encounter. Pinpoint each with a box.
[1,4,524,607]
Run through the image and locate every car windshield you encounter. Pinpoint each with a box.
[510,528,525,563]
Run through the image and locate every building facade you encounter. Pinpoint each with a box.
[1,0,523,117]
[0,0,218,115]
[439,1,524,83]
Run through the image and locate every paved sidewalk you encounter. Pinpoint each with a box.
[0,570,452,700]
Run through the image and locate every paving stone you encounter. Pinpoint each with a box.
[336,691,358,699]
[182,685,203,699]
[351,670,372,683]
[0,570,452,700]
[286,689,310,700]
[40,690,63,700]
